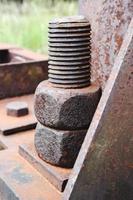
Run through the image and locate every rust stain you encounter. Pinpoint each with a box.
[11,166,33,184]
[0,45,48,99]
[79,0,133,89]
[115,34,123,50]
[127,165,133,169]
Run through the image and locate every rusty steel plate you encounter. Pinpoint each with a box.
[0,150,61,200]
[19,142,72,192]
[0,95,37,135]
[0,46,48,99]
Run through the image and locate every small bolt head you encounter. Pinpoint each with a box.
[6,101,29,117]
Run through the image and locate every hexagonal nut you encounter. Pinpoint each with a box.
[34,80,101,130]
[35,122,87,168]
[6,101,29,117]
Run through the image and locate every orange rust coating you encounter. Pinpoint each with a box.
[79,0,132,89]
[19,142,71,192]
[0,43,48,60]
[0,129,62,199]
[0,150,61,200]
[0,95,36,135]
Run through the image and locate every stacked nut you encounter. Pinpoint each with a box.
[34,16,101,168]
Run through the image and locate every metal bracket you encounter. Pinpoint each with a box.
[63,18,133,200]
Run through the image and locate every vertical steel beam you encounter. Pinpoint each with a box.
[79,0,133,88]
[63,18,133,200]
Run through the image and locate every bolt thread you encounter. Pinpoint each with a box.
[48,16,91,88]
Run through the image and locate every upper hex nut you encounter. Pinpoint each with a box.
[34,80,101,130]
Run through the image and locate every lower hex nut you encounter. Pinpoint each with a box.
[35,122,87,168]
[6,101,29,117]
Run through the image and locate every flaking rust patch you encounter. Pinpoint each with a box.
[11,166,33,184]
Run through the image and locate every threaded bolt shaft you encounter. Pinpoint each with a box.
[48,16,91,89]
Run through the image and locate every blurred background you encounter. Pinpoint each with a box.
[0,0,78,54]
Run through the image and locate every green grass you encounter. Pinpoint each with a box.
[0,0,78,54]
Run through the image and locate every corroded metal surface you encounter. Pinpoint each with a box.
[79,0,133,88]
[0,130,62,199]
[0,46,48,99]
[0,95,36,135]
[0,150,61,200]
[48,16,91,88]
[34,80,101,167]
[34,81,101,130]
[35,123,87,168]
[19,142,71,192]
[0,130,34,150]
[63,18,133,200]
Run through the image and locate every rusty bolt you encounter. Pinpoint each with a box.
[34,16,101,168]
[48,16,91,89]
[6,101,29,117]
